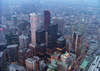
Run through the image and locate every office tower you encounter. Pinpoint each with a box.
[72,31,83,57]
[18,48,33,66]
[44,10,50,46]
[25,58,36,71]
[37,43,46,60]
[6,45,18,63]
[1,16,6,24]
[47,24,58,55]
[12,15,17,26]
[0,27,5,43]
[19,34,29,49]
[56,37,66,54]
[54,17,64,36]
[57,61,68,71]
[44,10,50,32]
[36,29,46,44]
[29,13,41,56]
[8,64,26,71]
[39,60,48,71]
[30,13,40,45]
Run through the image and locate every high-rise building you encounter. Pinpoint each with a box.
[56,37,66,54]
[30,13,41,45]
[37,43,46,60]
[19,34,29,49]
[47,24,58,55]
[36,29,46,44]
[1,16,6,24]
[44,10,50,32]
[18,48,33,66]
[12,15,17,26]
[72,31,83,57]
[54,17,64,36]
[25,58,36,71]
[44,10,50,46]
[29,13,41,56]
[7,44,18,63]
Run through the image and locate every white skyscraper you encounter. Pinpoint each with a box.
[30,13,41,45]
[29,13,41,56]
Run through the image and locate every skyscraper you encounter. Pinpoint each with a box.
[47,24,58,55]
[72,31,83,57]
[12,15,17,26]
[19,34,29,49]
[36,29,46,44]
[44,10,50,32]
[54,17,64,36]
[29,13,41,56]
[18,48,33,66]
[37,43,46,60]
[30,13,41,45]
[56,37,66,54]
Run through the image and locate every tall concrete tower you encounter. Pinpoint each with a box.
[30,13,40,45]
[29,13,41,56]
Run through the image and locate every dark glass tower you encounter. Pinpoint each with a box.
[44,10,50,32]
[47,24,58,55]
[36,29,46,44]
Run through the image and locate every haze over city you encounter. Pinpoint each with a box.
[0,0,100,71]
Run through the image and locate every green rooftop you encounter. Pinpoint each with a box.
[80,60,89,69]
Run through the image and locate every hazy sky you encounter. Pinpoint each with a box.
[1,0,100,6]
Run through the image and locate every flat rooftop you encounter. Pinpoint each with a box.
[58,37,66,41]
[7,44,18,48]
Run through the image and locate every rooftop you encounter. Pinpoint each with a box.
[7,44,18,48]
[58,37,66,41]
[18,48,31,52]
[26,58,36,62]
[74,31,82,35]
[80,60,89,69]
[37,43,46,47]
